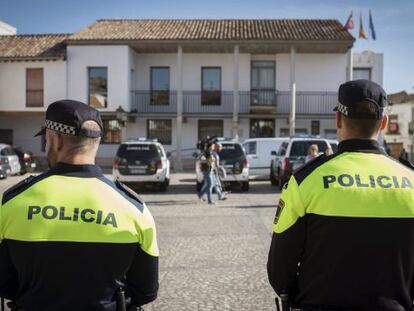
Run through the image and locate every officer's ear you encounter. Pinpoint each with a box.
[379,115,388,131]
[336,112,342,129]
[56,133,65,151]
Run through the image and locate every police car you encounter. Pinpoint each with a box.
[195,138,250,192]
[270,136,333,189]
[112,138,170,191]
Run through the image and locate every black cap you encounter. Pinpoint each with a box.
[35,100,103,138]
[334,79,388,120]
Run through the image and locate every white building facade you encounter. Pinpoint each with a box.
[1,19,371,168]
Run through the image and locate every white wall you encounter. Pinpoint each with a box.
[385,103,413,152]
[353,50,383,85]
[0,115,44,155]
[0,61,66,111]
[67,45,131,112]
[276,53,347,91]
[133,52,346,93]
[133,53,250,91]
[0,21,16,35]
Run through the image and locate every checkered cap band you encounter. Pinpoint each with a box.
[336,102,349,116]
[45,120,76,136]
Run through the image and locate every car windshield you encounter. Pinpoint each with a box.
[278,142,288,156]
[290,141,328,157]
[218,143,244,159]
[0,147,16,156]
[330,142,338,153]
[117,144,160,160]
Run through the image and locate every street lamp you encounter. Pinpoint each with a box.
[116,106,128,127]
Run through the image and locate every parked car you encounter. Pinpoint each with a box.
[12,148,37,174]
[328,139,339,153]
[0,156,11,179]
[0,144,21,175]
[243,137,288,180]
[270,137,332,188]
[196,138,250,192]
[112,138,170,191]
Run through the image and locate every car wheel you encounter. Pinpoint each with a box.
[278,178,286,191]
[241,181,249,192]
[196,181,202,192]
[270,169,278,186]
[159,180,168,192]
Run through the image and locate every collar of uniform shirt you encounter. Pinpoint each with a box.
[338,139,385,155]
[49,162,103,177]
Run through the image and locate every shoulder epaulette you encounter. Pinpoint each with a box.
[97,177,145,213]
[293,153,340,186]
[114,180,144,206]
[2,172,51,205]
[398,157,414,170]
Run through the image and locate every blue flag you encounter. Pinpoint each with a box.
[369,10,376,40]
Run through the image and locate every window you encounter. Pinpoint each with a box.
[88,67,108,108]
[244,141,257,155]
[202,67,221,105]
[353,68,371,80]
[311,120,320,136]
[151,67,169,105]
[250,119,275,138]
[102,119,122,144]
[280,128,308,137]
[147,119,172,145]
[198,120,223,141]
[0,129,13,145]
[26,68,44,107]
[388,115,399,134]
[251,61,275,106]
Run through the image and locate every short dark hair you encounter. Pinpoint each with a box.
[342,101,383,138]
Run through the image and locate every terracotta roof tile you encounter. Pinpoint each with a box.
[68,19,354,42]
[0,34,69,60]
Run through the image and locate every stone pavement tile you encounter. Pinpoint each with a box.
[158,234,267,270]
[145,265,275,311]
[155,214,256,237]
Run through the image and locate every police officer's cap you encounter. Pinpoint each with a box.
[334,79,388,120]
[35,100,103,138]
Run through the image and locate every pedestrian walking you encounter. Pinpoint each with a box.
[0,100,159,311]
[211,143,227,201]
[267,79,414,310]
[197,150,214,204]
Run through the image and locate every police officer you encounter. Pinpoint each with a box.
[0,100,159,311]
[267,80,414,310]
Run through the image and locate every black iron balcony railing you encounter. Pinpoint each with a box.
[130,90,337,115]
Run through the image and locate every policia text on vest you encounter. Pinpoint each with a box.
[27,205,118,227]
[322,174,412,189]
[0,163,159,310]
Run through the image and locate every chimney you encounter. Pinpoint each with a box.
[0,21,17,35]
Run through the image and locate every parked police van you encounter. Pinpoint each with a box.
[112,138,170,191]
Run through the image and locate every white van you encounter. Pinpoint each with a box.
[242,137,288,179]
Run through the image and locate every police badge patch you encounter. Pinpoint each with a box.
[273,199,285,224]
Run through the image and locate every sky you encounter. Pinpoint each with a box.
[1,0,413,94]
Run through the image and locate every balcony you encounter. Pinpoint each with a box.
[130,91,337,115]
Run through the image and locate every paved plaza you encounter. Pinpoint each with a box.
[0,173,280,311]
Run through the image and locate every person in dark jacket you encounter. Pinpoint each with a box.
[0,100,159,311]
[267,80,414,310]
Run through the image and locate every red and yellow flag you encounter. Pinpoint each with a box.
[359,12,367,39]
